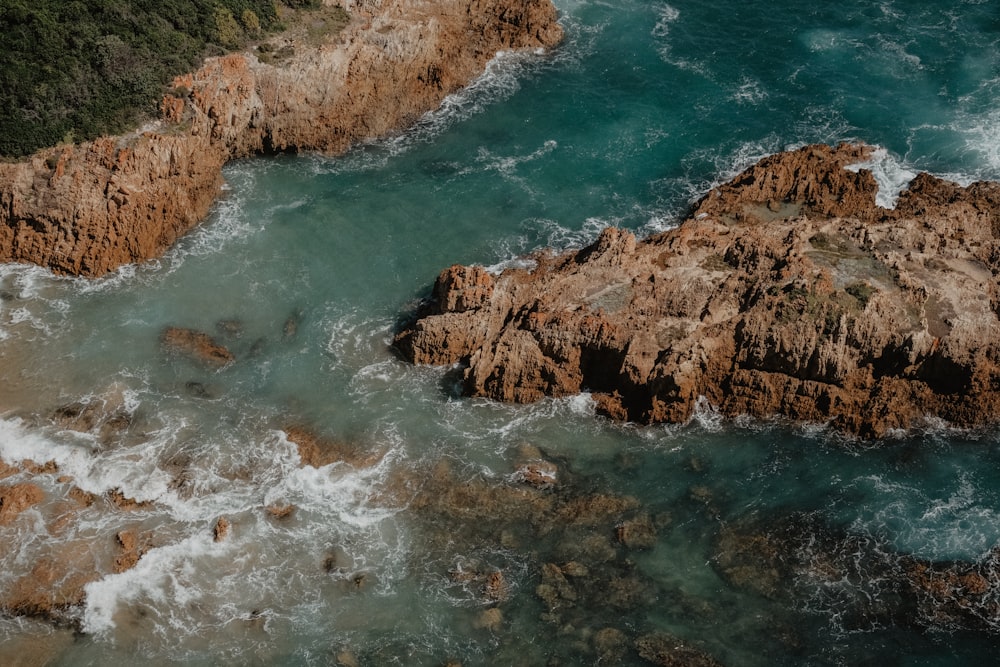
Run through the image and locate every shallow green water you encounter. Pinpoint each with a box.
[1,0,1000,664]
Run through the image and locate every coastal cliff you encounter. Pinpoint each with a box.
[0,0,562,277]
[395,143,1000,437]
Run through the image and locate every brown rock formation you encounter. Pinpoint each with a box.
[2,557,93,622]
[0,483,45,525]
[112,530,151,573]
[283,425,385,468]
[396,143,1000,437]
[213,516,231,542]
[0,0,562,276]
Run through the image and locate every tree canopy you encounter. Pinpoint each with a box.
[0,1,320,157]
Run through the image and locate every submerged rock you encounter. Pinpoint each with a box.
[396,143,1000,437]
[50,387,134,443]
[1,557,92,623]
[161,327,235,367]
[615,514,657,550]
[282,426,384,469]
[635,633,725,667]
[714,512,1000,635]
[473,607,503,631]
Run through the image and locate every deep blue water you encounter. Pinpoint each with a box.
[1,0,999,664]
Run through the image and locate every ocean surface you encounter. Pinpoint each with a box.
[1,0,999,664]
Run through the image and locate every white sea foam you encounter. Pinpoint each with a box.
[651,3,706,74]
[688,396,724,432]
[845,146,916,208]
[460,139,558,195]
[651,3,680,39]
[849,471,1000,560]
[484,256,538,275]
[731,77,768,106]
[82,533,222,636]
[955,103,1000,181]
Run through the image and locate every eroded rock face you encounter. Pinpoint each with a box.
[396,143,1000,437]
[0,0,563,277]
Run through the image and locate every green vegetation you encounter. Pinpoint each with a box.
[844,280,876,307]
[0,1,323,158]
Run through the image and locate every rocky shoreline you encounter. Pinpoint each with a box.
[0,0,562,277]
[396,143,1000,438]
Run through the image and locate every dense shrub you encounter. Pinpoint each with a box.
[0,1,311,157]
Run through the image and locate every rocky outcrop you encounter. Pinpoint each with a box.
[396,143,1000,437]
[0,0,562,276]
[0,483,45,525]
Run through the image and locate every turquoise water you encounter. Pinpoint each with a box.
[1,0,1000,664]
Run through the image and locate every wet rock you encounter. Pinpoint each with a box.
[20,460,58,476]
[391,458,668,645]
[161,327,235,368]
[185,381,216,399]
[213,517,231,542]
[536,563,577,612]
[0,630,75,667]
[50,390,132,441]
[713,522,797,601]
[282,309,302,340]
[560,561,590,578]
[215,319,244,339]
[0,459,18,480]
[335,651,360,667]
[51,401,103,433]
[1,557,92,622]
[713,512,1000,634]
[513,460,559,489]
[106,488,154,511]
[473,607,503,631]
[560,532,617,565]
[397,142,1000,437]
[265,504,295,521]
[0,483,44,525]
[555,494,641,526]
[616,515,657,550]
[283,426,384,469]
[68,486,96,507]
[593,627,628,663]
[323,546,353,574]
[635,633,724,667]
[113,530,150,573]
[606,575,655,610]
[484,570,508,601]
